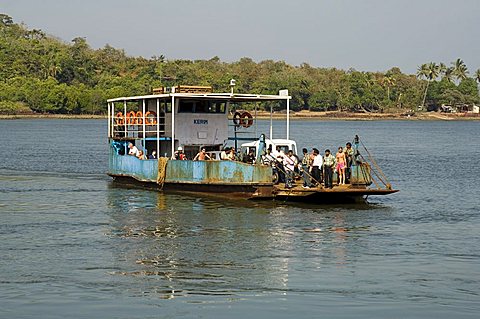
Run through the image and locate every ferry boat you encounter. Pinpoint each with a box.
[106,83,397,203]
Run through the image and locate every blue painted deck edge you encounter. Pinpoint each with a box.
[108,146,272,185]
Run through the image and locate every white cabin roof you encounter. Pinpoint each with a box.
[107,92,291,103]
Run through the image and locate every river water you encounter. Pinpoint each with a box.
[0,119,479,318]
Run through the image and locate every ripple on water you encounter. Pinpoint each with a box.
[0,120,479,318]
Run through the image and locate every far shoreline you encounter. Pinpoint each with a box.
[1,111,479,121]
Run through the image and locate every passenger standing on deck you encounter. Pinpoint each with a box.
[261,148,275,165]
[323,149,335,189]
[128,142,140,157]
[193,148,211,161]
[283,150,296,188]
[310,148,323,187]
[344,142,354,183]
[336,146,347,185]
[276,149,286,184]
[301,148,312,188]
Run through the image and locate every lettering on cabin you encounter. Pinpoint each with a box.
[193,119,208,124]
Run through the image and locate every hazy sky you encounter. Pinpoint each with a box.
[3,0,480,74]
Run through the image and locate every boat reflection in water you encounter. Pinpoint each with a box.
[105,184,383,300]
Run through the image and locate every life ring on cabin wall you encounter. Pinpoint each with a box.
[126,111,136,125]
[144,111,158,125]
[135,111,143,125]
[240,111,253,128]
[233,111,242,126]
[115,112,124,125]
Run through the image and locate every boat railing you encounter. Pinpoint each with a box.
[112,113,167,138]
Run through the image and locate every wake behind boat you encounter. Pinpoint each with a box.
[106,83,398,203]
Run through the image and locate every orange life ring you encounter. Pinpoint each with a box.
[135,111,143,125]
[126,111,136,125]
[144,111,158,125]
[233,111,242,126]
[241,111,253,128]
[115,112,124,125]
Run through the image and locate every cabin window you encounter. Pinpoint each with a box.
[178,100,226,113]
[211,101,226,113]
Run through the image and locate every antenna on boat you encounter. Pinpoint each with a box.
[230,79,236,95]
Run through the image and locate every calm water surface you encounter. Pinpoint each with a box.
[0,119,479,318]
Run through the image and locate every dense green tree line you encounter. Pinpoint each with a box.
[1,14,479,114]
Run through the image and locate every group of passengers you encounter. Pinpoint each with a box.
[220,147,236,161]
[127,142,157,160]
[300,142,356,189]
[261,142,356,189]
[127,143,189,161]
[128,141,357,189]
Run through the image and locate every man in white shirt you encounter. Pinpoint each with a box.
[310,148,323,187]
[128,142,140,157]
[283,150,296,188]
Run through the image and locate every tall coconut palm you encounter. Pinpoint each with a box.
[438,63,454,83]
[417,62,440,109]
[452,58,469,81]
[443,67,455,83]
[416,63,429,80]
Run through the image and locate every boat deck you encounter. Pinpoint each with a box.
[255,182,399,203]
[274,183,397,196]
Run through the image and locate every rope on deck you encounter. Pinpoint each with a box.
[359,141,392,190]
[157,157,169,189]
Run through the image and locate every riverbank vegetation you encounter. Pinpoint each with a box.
[1,14,479,115]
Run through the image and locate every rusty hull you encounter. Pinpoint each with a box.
[108,149,397,203]
[165,160,272,185]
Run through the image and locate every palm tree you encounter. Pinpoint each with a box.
[439,63,447,74]
[443,67,455,83]
[381,75,396,101]
[437,62,454,83]
[417,62,440,109]
[452,58,469,82]
[416,63,429,79]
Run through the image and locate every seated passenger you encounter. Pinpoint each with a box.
[147,150,157,160]
[193,148,211,161]
[174,147,187,160]
[220,147,229,160]
[226,148,236,161]
[136,150,146,160]
[246,149,255,164]
[128,142,140,157]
